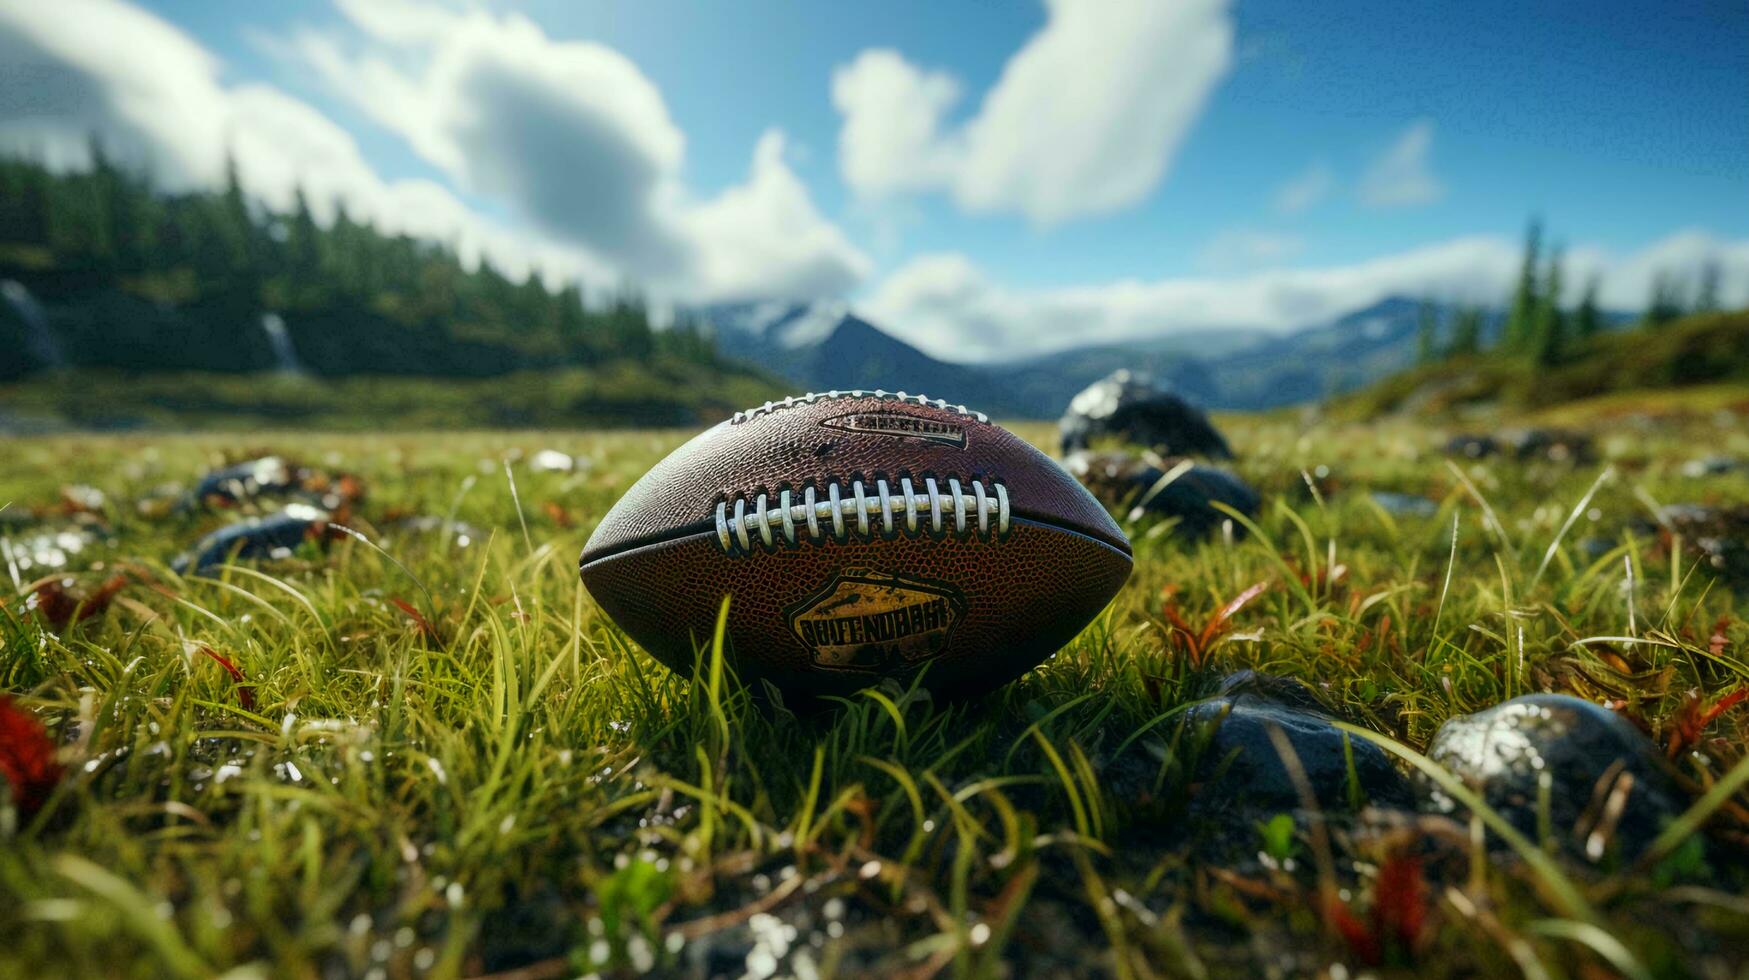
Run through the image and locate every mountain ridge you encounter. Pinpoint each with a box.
[700,296,1561,418]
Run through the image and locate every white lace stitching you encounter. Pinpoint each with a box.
[716,477,1009,553]
[731,389,989,424]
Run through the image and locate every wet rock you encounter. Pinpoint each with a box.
[1502,428,1595,465]
[192,456,299,506]
[1444,434,1498,459]
[172,504,344,576]
[189,456,364,512]
[1186,673,1411,814]
[1368,491,1439,518]
[1059,370,1232,459]
[1657,504,1749,587]
[1448,428,1602,462]
[1445,429,1595,465]
[1680,456,1742,479]
[1065,451,1260,537]
[1423,694,1684,860]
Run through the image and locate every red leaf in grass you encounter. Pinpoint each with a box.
[1668,687,1746,756]
[1325,894,1381,966]
[0,694,64,817]
[27,573,128,630]
[1711,617,1733,658]
[1372,853,1425,954]
[1698,688,1748,730]
[390,597,441,642]
[198,646,256,712]
[1197,580,1269,651]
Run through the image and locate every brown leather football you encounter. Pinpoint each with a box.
[580,390,1133,699]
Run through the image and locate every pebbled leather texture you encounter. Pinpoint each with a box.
[580,392,1134,697]
[583,392,1130,561]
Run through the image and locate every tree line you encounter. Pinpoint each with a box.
[0,142,718,374]
[1415,219,1731,368]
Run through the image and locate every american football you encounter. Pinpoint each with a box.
[580,390,1133,698]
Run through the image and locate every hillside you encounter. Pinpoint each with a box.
[704,298,1534,417]
[0,153,768,426]
[1334,308,1749,420]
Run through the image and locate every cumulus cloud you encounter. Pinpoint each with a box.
[682,130,869,300]
[862,231,1749,362]
[1358,120,1444,208]
[833,0,1234,226]
[0,0,867,302]
[1273,162,1333,215]
[296,0,868,299]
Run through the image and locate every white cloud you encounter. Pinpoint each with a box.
[1273,162,1333,214]
[862,230,1749,362]
[0,0,867,302]
[1196,229,1305,273]
[833,0,1234,226]
[831,49,962,196]
[1567,229,1749,310]
[295,0,869,299]
[0,0,605,284]
[683,130,870,300]
[1358,119,1444,208]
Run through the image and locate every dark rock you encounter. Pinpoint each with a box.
[191,456,300,506]
[1423,694,1684,860]
[1444,434,1498,459]
[1059,370,1232,459]
[1502,428,1595,465]
[1211,669,1329,714]
[172,505,343,576]
[1186,673,1411,813]
[1680,456,1742,479]
[1657,504,1749,587]
[189,456,364,512]
[1578,536,1618,564]
[1445,429,1595,465]
[1064,451,1260,537]
[1368,490,1439,518]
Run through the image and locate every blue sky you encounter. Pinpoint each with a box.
[3,0,1746,359]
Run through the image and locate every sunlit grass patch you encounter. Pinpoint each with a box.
[1,415,1747,976]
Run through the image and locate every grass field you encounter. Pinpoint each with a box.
[3,404,1748,978]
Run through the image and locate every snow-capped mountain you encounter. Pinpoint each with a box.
[697,297,1599,418]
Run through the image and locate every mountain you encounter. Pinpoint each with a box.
[704,301,1043,417]
[702,297,1530,418]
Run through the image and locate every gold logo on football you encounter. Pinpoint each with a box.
[787,570,966,672]
[820,411,966,448]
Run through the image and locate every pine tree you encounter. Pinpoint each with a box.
[1573,276,1603,342]
[1415,299,1440,363]
[1503,218,1542,352]
[286,186,321,280]
[1448,306,1483,356]
[1643,272,1683,329]
[1532,247,1567,366]
[1695,260,1721,314]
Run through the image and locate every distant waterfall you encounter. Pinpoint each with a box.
[259,313,305,375]
[1,279,66,369]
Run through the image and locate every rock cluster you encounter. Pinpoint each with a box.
[1130,674,1688,866]
[1058,372,1257,538]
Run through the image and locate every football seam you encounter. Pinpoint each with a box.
[716,475,1009,554]
[731,390,990,425]
[579,513,1133,572]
